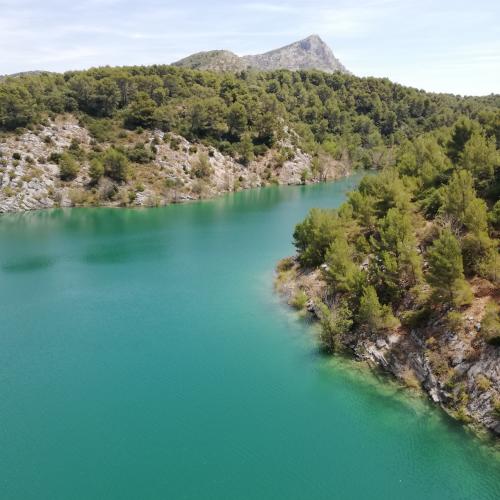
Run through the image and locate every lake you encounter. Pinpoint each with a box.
[1,175,499,499]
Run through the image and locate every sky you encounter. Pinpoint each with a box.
[1,0,499,96]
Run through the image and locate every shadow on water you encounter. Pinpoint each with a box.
[2,255,54,273]
[82,238,168,265]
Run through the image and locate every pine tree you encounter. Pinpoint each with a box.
[227,102,248,140]
[324,236,360,294]
[447,117,477,163]
[460,132,497,194]
[239,133,254,165]
[317,299,353,353]
[441,170,477,229]
[357,285,397,331]
[426,228,470,305]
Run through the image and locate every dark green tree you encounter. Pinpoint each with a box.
[357,286,397,331]
[426,228,470,305]
[102,148,129,182]
[227,102,248,140]
[447,117,477,163]
[317,299,353,353]
[238,133,254,165]
[0,84,35,130]
[59,153,79,181]
[460,132,498,194]
[324,236,361,295]
[123,92,157,129]
[441,170,479,230]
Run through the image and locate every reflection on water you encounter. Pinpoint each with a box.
[2,255,54,273]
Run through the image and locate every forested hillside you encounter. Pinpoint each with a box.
[277,115,500,435]
[1,65,498,158]
[0,65,498,212]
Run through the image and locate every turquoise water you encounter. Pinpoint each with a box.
[1,176,499,500]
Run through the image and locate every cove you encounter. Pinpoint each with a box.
[0,175,499,500]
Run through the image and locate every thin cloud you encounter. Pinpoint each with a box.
[242,3,297,13]
[0,0,498,95]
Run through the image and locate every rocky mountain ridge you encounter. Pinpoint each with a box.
[173,35,349,73]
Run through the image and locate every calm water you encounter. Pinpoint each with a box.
[1,176,499,499]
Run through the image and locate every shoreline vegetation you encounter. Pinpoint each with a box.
[275,115,500,438]
[1,66,498,213]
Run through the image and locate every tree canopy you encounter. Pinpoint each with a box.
[1,65,498,167]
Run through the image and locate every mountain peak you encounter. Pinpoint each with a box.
[173,36,349,74]
[298,35,330,53]
[301,34,324,43]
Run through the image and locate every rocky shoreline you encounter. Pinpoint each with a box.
[0,116,350,214]
[276,259,500,439]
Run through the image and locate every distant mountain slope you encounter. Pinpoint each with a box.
[0,70,52,81]
[172,50,247,72]
[173,35,349,73]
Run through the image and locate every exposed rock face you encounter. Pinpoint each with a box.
[277,262,500,438]
[173,35,349,74]
[243,35,348,73]
[0,117,92,212]
[0,116,350,214]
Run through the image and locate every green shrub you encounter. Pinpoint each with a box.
[59,153,79,180]
[48,152,61,164]
[317,299,353,353]
[276,257,294,273]
[446,311,464,333]
[481,302,500,345]
[192,153,212,179]
[86,118,115,142]
[475,374,491,392]
[102,148,129,182]
[169,136,181,150]
[401,306,432,328]
[127,143,155,164]
[357,286,398,332]
[493,400,500,419]
[291,290,308,310]
[89,158,104,184]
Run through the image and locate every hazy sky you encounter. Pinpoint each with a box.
[1,0,499,95]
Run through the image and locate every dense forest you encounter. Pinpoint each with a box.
[291,116,499,338]
[277,109,500,430]
[1,65,499,173]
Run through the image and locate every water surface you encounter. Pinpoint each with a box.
[1,176,499,499]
